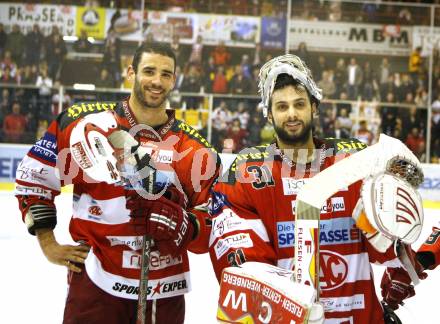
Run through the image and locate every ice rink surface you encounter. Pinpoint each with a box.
[1,191,438,323]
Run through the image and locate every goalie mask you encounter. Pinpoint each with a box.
[258,54,323,117]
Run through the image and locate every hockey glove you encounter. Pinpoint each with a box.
[127,187,198,257]
[380,257,427,310]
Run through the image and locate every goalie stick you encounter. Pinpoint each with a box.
[295,134,423,305]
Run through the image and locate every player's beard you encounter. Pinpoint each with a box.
[273,116,313,146]
[133,77,168,109]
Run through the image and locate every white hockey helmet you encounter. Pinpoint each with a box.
[258,54,322,117]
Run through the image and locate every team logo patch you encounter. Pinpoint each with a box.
[30,132,57,164]
[319,250,348,290]
[211,191,230,215]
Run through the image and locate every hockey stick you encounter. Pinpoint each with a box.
[294,135,423,302]
[108,131,157,324]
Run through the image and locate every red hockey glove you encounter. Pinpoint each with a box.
[381,260,427,310]
[126,187,198,257]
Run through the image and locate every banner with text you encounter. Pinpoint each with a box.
[0,3,76,36]
[412,26,440,57]
[289,20,412,56]
[420,163,440,204]
[0,144,31,183]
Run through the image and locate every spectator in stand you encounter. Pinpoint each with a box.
[249,67,260,95]
[362,61,378,101]
[1,66,17,84]
[180,64,202,109]
[393,73,405,102]
[405,106,425,134]
[247,114,263,147]
[211,41,231,67]
[334,58,347,98]
[235,101,250,129]
[346,57,363,100]
[0,89,10,138]
[203,56,216,92]
[21,65,37,85]
[170,34,182,68]
[409,46,423,82]
[189,35,204,66]
[51,86,72,116]
[24,24,44,67]
[35,67,53,121]
[95,68,115,88]
[355,120,374,145]
[314,55,328,82]
[73,30,92,53]
[401,73,415,98]
[295,42,310,64]
[2,101,27,143]
[380,75,395,101]
[378,57,391,85]
[1,50,17,78]
[6,24,25,66]
[45,30,67,81]
[336,91,351,115]
[405,127,424,157]
[229,65,252,95]
[317,70,336,99]
[173,65,184,91]
[336,107,352,138]
[102,30,121,85]
[0,23,7,58]
[212,100,231,149]
[240,54,252,79]
[224,119,248,153]
[321,106,336,137]
[415,86,428,107]
[212,66,228,94]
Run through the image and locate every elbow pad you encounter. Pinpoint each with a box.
[25,204,57,235]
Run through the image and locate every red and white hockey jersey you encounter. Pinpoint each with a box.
[15,99,219,300]
[418,222,440,270]
[209,138,400,324]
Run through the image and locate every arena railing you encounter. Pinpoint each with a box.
[0,82,434,162]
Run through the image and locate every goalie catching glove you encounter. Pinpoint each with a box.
[126,183,199,257]
[353,171,424,253]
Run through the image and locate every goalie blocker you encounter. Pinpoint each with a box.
[217,262,324,324]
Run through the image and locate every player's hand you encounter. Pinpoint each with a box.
[380,264,427,310]
[126,187,198,256]
[36,229,90,273]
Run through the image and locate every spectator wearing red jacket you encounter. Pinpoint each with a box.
[3,101,27,143]
[212,65,228,94]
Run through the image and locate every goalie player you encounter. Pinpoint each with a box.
[209,54,424,323]
[15,42,219,323]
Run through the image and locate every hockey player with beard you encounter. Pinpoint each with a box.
[15,42,219,323]
[209,54,425,324]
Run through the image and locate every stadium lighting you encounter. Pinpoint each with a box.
[73,83,96,91]
[63,36,78,41]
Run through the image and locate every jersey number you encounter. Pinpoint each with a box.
[247,165,274,190]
